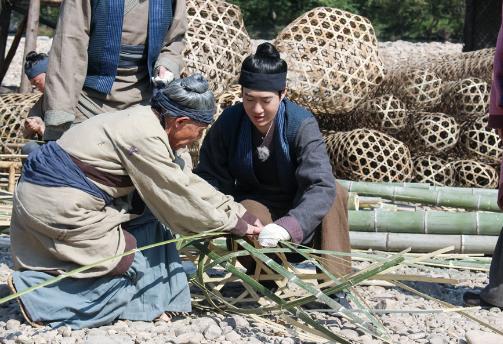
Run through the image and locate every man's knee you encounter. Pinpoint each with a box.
[239,199,273,225]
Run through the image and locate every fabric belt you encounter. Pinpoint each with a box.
[119,44,147,68]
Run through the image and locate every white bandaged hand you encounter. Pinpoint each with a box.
[258,223,291,247]
[152,68,174,87]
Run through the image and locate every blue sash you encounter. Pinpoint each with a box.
[21,142,113,204]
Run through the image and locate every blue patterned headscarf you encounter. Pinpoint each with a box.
[25,54,48,80]
[151,74,216,124]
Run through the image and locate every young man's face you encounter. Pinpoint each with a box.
[242,87,285,134]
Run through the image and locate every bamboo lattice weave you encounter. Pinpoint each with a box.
[459,115,503,164]
[356,94,409,134]
[325,129,413,182]
[0,93,40,154]
[274,7,384,114]
[409,112,460,155]
[183,0,251,97]
[440,78,489,119]
[412,155,455,186]
[452,160,499,189]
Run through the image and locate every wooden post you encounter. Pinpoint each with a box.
[8,164,16,193]
[0,2,12,76]
[0,15,28,86]
[19,0,41,93]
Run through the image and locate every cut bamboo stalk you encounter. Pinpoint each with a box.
[350,232,498,254]
[348,192,360,210]
[349,209,503,235]
[339,179,497,196]
[339,180,498,211]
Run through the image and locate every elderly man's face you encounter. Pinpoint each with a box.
[166,117,207,150]
[30,73,46,93]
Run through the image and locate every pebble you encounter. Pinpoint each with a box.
[203,324,222,340]
[173,332,204,344]
[340,329,359,341]
[225,331,242,341]
[14,334,31,344]
[5,320,20,331]
[359,334,374,344]
[465,330,503,344]
[57,326,72,337]
[224,315,249,329]
[429,336,449,344]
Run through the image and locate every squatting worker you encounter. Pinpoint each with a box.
[22,51,47,153]
[464,6,503,310]
[8,74,262,329]
[194,43,352,281]
[42,0,187,140]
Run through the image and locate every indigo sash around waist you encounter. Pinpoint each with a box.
[21,142,113,204]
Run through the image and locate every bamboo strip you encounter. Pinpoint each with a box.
[0,161,22,169]
[340,180,498,211]
[349,209,503,235]
[370,274,458,284]
[310,307,480,314]
[350,232,498,254]
[192,242,353,343]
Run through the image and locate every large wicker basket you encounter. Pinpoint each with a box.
[274,7,384,115]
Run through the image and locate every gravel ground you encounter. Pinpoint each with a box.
[1,241,502,344]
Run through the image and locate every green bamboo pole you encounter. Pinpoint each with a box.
[349,232,498,254]
[349,209,503,235]
[339,180,499,211]
[339,179,497,196]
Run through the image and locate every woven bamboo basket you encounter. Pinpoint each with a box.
[215,84,242,120]
[412,155,455,186]
[274,7,384,115]
[395,69,443,111]
[428,48,494,84]
[441,78,489,118]
[315,112,356,132]
[325,128,413,182]
[459,114,502,164]
[0,101,37,155]
[451,160,498,189]
[183,0,252,96]
[409,112,460,155]
[357,94,409,134]
[0,92,41,106]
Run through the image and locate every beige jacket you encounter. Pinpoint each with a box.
[10,106,248,277]
[42,0,187,136]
